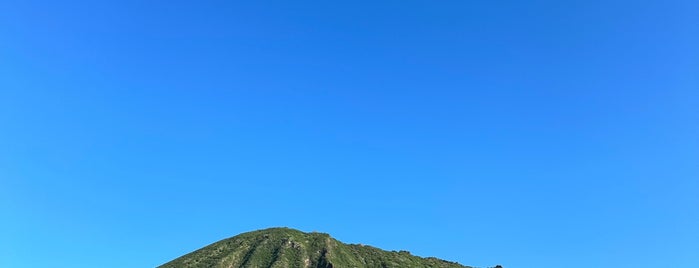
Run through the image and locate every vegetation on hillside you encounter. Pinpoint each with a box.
[159,227,473,268]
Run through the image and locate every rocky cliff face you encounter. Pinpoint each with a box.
[159,227,470,268]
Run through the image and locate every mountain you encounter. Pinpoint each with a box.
[159,227,472,268]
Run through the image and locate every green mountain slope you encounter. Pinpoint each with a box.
[159,227,471,268]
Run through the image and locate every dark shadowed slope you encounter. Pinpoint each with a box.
[159,227,471,268]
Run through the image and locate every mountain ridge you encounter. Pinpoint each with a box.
[159,227,473,268]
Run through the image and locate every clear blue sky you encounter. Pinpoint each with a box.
[1,1,697,267]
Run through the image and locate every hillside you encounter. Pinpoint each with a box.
[159,227,471,268]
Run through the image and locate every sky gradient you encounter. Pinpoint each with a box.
[1,1,698,267]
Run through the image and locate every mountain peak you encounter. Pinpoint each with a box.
[159,227,471,268]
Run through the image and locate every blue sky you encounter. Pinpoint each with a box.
[1,1,697,267]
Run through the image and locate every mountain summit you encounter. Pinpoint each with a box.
[159,227,472,268]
